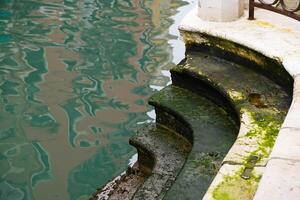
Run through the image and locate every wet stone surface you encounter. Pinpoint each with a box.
[172,50,292,165]
[96,48,291,200]
[171,50,292,199]
[149,86,238,199]
[130,123,191,199]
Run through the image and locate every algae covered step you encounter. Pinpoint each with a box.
[96,49,292,200]
[149,85,238,199]
[171,50,291,165]
[171,50,291,115]
[168,50,292,199]
[130,123,191,199]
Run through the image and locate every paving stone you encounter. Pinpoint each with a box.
[254,159,300,200]
[270,127,300,161]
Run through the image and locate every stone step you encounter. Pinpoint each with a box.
[149,85,238,199]
[129,123,191,199]
[165,50,292,199]
[171,50,292,111]
[98,49,292,200]
[170,50,291,166]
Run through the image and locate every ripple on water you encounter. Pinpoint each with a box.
[0,0,196,199]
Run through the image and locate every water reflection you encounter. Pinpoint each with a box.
[0,0,195,199]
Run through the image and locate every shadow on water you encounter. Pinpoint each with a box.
[0,0,196,199]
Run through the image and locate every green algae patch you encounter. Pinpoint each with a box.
[245,112,282,158]
[236,108,285,166]
[212,169,261,200]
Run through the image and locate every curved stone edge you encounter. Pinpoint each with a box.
[253,75,300,200]
[171,61,290,168]
[179,7,300,77]
[179,6,300,200]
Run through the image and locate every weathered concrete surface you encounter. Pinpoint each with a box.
[179,6,300,200]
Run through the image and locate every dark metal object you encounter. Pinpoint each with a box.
[249,0,300,21]
[241,155,260,180]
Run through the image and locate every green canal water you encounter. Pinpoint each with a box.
[0,0,195,199]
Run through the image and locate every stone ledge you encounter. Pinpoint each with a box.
[253,159,300,200]
[270,127,300,161]
[179,7,300,77]
[222,111,277,167]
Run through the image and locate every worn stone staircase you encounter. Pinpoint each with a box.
[131,85,238,199]
[95,48,291,200]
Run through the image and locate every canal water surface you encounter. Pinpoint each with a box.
[0,0,195,199]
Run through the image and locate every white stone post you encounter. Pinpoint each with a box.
[198,0,245,22]
[244,0,249,9]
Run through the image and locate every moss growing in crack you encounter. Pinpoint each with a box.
[212,168,261,200]
[244,110,282,160]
